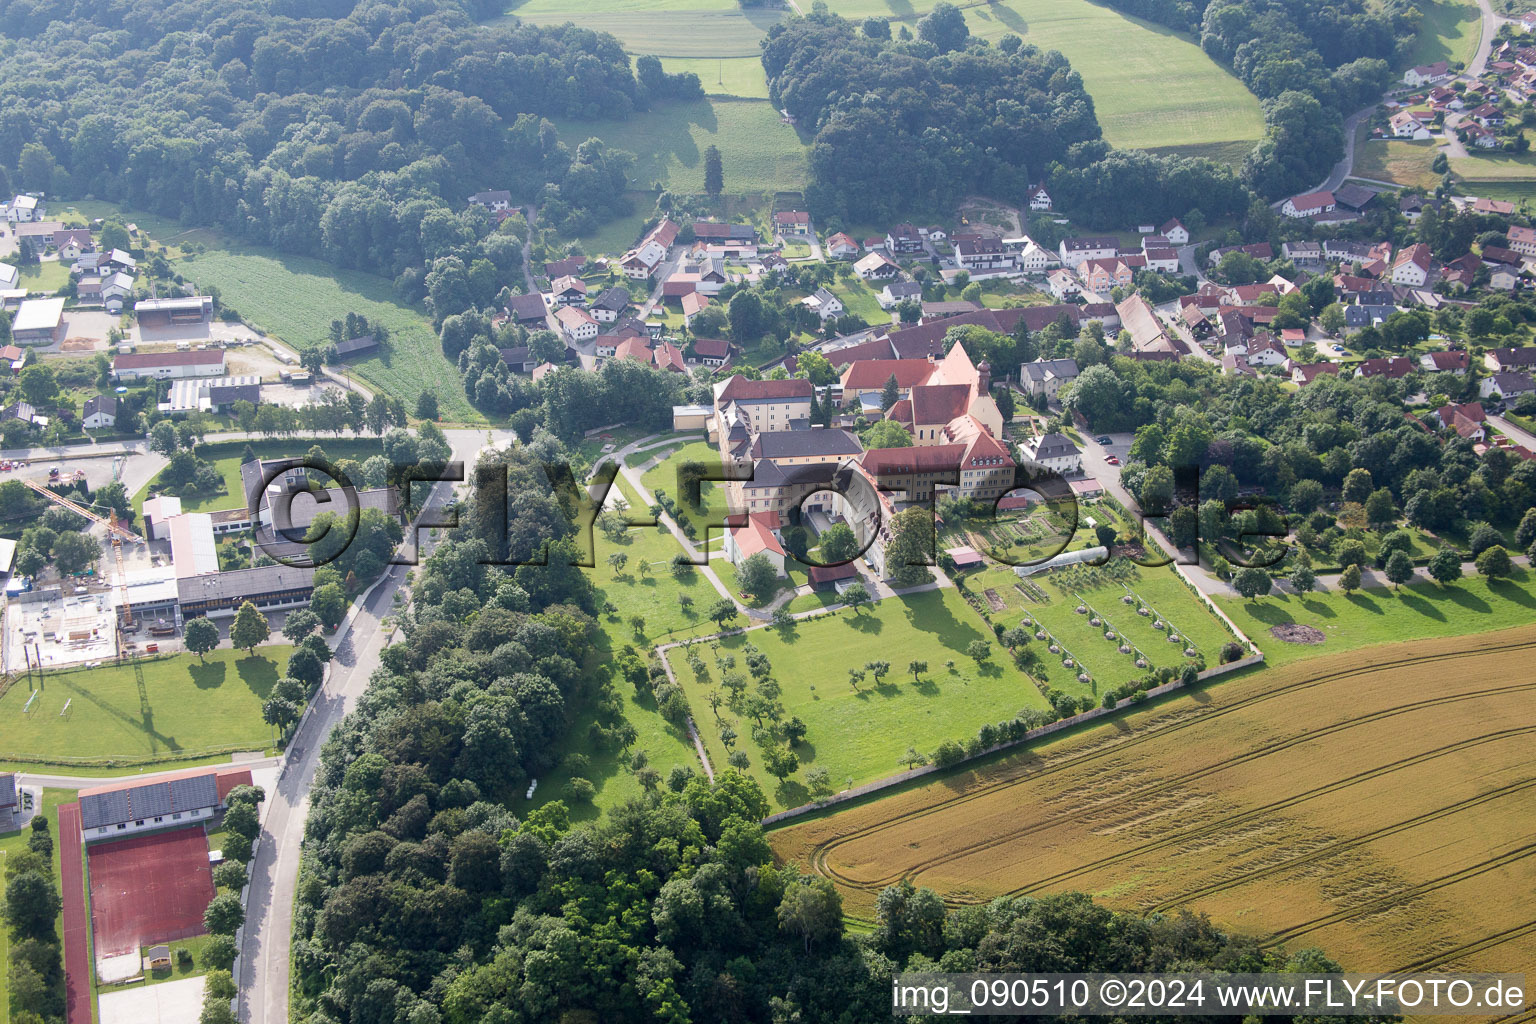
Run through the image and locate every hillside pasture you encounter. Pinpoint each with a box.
[554,99,810,195]
[1405,0,1483,68]
[176,246,478,423]
[771,624,1536,983]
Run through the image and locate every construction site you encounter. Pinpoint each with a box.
[2,455,328,673]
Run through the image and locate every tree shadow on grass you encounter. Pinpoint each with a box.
[1439,585,1492,615]
[775,778,809,807]
[235,655,280,698]
[1239,602,1298,626]
[187,663,227,690]
[843,613,884,634]
[1489,578,1536,610]
[1299,597,1336,618]
[1344,592,1384,615]
[1396,589,1446,621]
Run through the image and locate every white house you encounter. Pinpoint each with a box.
[1403,61,1449,86]
[5,194,42,222]
[1390,111,1431,139]
[1023,431,1082,475]
[79,771,227,843]
[555,305,599,343]
[724,512,787,577]
[1481,371,1536,401]
[82,394,117,429]
[879,281,923,310]
[825,233,859,259]
[1057,236,1119,268]
[1027,184,1053,211]
[803,287,844,320]
[468,189,513,212]
[1017,240,1060,273]
[1046,268,1082,300]
[113,350,226,381]
[1390,243,1432,286]
[1281,191,1336,219]
[954,238,1016,272]
[853,251,901,281]
[1160,218,1189,245]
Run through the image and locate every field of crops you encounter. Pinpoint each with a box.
[771,624,1536,979]
[511,0,1261,161]
[505,0,778,56]
[554,99,809,195]
[815,0,1261,157]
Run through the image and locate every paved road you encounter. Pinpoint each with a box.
[1490,414,1536,451]
[1469,0,1502,77]
[238,429,499,1024]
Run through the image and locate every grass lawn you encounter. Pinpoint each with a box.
[1452,150,1536,180]
[1405,0,1483,67]
[133,438,385,516]
[553,99,810,194]
[667,587,1052,810]
[1455,179,1536,206]
[0,788,77,1019]
[21,261,70,294]
[590,476,726,645]
[0,648,291,769]
[556,200,653,260]
[528,665,702,822]
[639,439,733,543]
[661,56,771,98]
[1355,138,1442,190]
[829,277,887,324]
[1214,569,1536,669]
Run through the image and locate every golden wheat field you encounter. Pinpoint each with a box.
[771,625,1536,976]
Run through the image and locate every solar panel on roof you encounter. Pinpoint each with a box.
[169,774,218,810]
[129,782,173,819]
[81,790,132,830]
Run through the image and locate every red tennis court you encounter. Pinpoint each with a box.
[87,827,216,957]
[58,802,90,1024]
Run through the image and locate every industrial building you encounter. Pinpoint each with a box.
[12,297,65,344]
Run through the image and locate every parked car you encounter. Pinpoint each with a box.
[1106,455,1121,465]
[1095,436,1113,445]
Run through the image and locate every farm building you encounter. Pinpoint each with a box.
[134,295,213,328]
[333,334,379,359]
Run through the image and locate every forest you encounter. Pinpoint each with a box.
[288,441,1376,1024]
[762,6,1250,227]
[0,0,693,290]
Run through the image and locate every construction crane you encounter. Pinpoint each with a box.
[21,478,144,653]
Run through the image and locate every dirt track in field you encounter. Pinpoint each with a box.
[771,625,1536,973]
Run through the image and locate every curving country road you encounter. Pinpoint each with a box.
[1283,0,1505,203]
